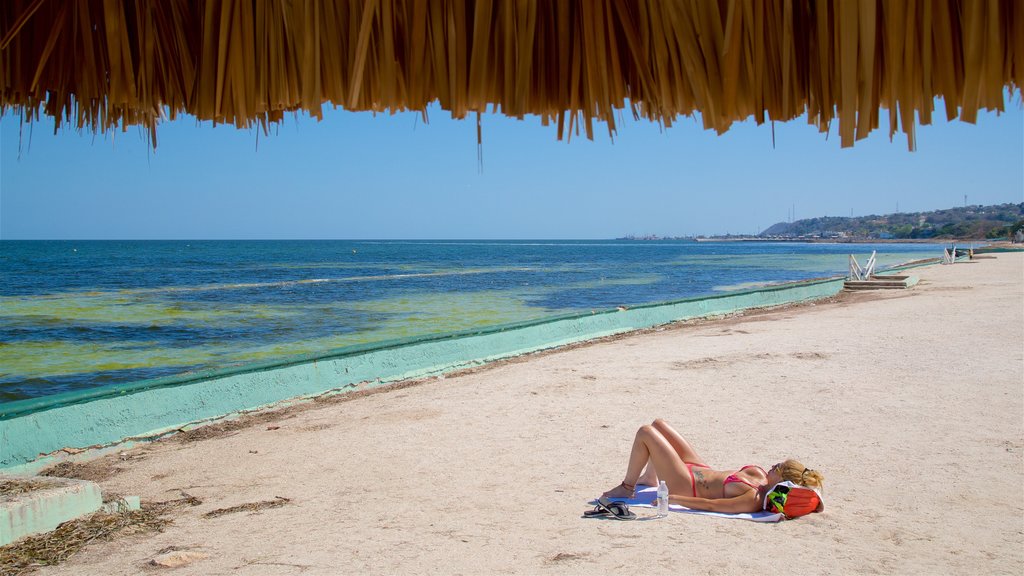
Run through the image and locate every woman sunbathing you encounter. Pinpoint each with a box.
[602,419,823,513]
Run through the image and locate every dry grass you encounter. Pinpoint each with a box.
[0,505,166,575]
[170,408,297,444]
[203,496,291,519]
[0,492,205,576]
[1,1,1020,149]
[38,461,121,483]
[0,479,60,499]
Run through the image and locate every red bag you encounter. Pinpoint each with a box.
[763,481,824,519]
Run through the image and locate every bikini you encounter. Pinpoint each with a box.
[685,463,766,497]
[722,465,768,494]
[683,462,711,497]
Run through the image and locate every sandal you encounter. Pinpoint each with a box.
[583,497,636,520]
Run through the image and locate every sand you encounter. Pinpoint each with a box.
[30,252,1024,575]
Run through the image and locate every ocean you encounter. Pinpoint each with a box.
[0,240,946,403]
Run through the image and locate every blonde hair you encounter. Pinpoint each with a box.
[779,459,824,489]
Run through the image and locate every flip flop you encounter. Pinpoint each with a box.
[583,497,636,520]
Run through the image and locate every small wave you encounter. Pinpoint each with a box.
[712,281,777,292]
[132,268,535,294]
[7,268,537,300]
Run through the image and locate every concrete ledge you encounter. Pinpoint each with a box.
[1,276,850,470]
[0,476,102,546]
[844,275,919,290]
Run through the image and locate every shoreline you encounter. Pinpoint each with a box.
[3,271,850,470]
[1,244,949,408]
[1,240,943,404]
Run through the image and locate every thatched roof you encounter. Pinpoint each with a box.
[1,0,1021,149]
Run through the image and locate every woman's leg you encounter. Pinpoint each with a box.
[603,424,694,498]
[636,463,658,487]
[652,418,706,465]
[637,419,706,487]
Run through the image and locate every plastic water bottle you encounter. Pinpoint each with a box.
[657,481,669,518]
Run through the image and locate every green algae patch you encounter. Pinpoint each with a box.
[0,294,300,326]
[0,289,564,383]
[0,341,211,380]
[563,274,663,289]
[347,290,556,332]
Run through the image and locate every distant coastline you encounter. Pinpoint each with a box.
[614,235,979,244]
[695,236,974,244]
[617,201,1022,244]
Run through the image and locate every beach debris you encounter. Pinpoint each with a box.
[171,409,294,443]
[0,477,60,498]
[101,496,141,513]
[203,496,291,519]
[546,552,589,564]
[40,460,121,482]
[0,503,174,574]
[149,550,210,568]
[158,491,203,507]
[117,451,144,462]
[266,425,280,431]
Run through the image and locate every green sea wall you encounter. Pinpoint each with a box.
[0,276,845,470]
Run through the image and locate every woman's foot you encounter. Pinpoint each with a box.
[601,481,636,499]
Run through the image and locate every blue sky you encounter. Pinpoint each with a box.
[1,98,1021,240]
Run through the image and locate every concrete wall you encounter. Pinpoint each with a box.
[0,277,845,470]
[0,478,102,546]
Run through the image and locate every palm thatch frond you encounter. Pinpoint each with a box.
[1,0,1020,149]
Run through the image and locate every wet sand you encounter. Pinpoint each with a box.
[34,252,1024,575]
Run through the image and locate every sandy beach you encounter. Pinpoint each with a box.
[28,252,1024,575]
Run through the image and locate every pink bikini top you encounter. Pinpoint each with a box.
[723,465,767,492]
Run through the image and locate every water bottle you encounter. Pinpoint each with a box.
[657,481,669,518]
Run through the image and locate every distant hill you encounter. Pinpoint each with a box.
[760,203,1024,240]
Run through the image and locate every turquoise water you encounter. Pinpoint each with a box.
[0,240,943,402]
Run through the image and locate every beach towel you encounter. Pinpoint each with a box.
[604,485,784,523]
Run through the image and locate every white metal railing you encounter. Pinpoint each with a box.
[942,245,956,265]
[848,250,877,281]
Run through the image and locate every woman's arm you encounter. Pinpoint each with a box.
[664,491,762,514]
